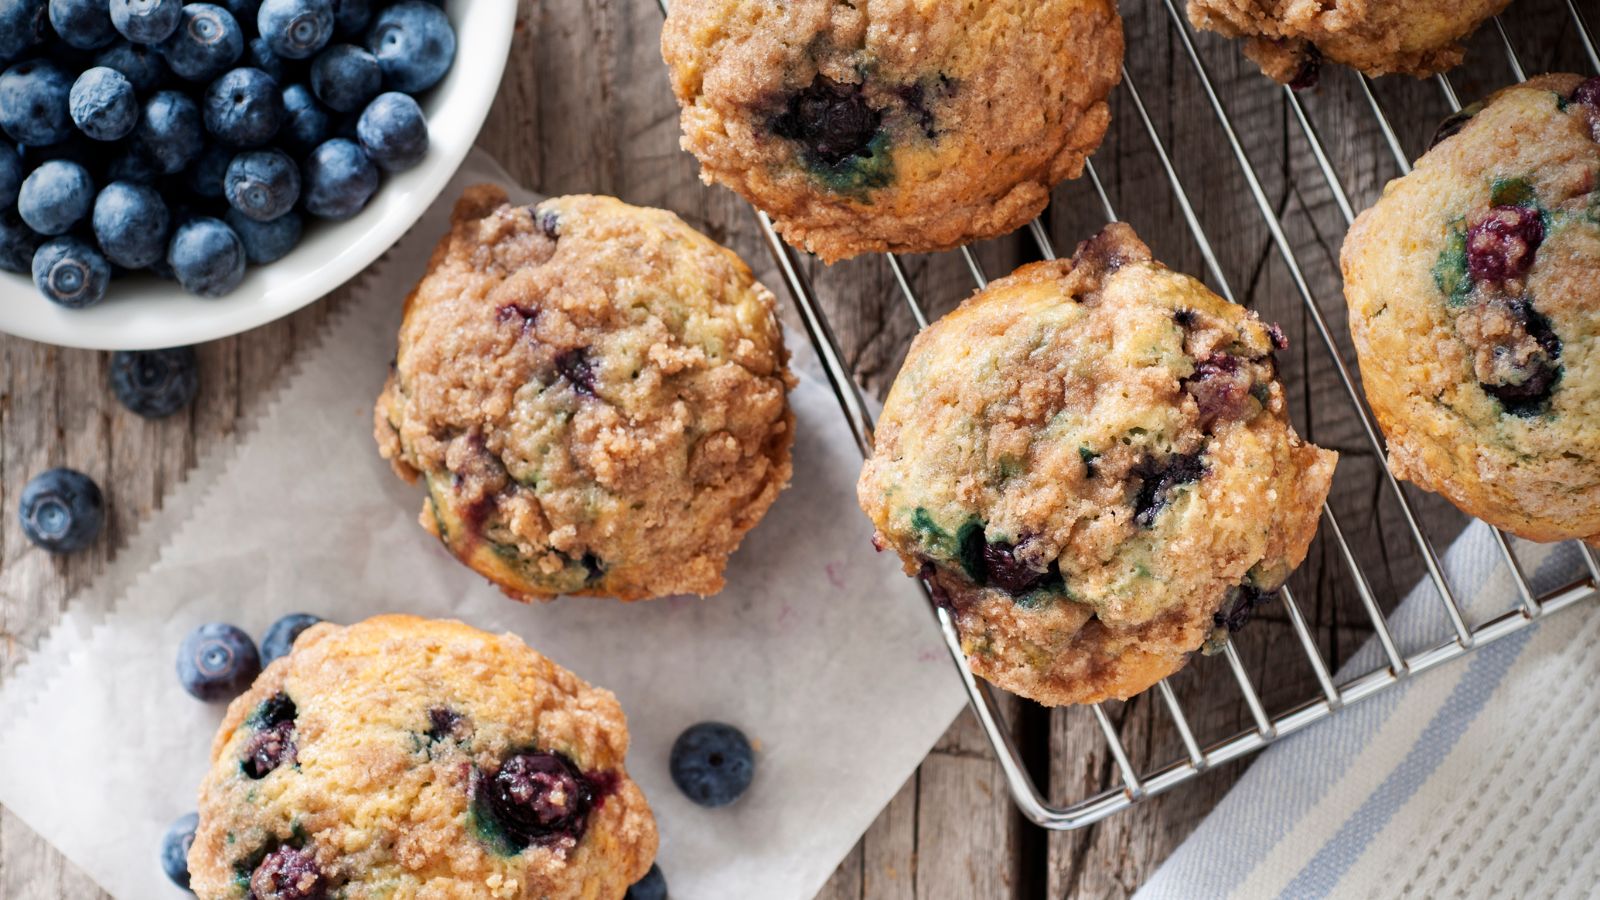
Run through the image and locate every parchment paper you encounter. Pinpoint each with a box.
[0,152,967,899]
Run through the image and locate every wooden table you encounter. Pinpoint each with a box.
[0,1,1585,896]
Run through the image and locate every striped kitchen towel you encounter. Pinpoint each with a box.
[1137,522,1595,900]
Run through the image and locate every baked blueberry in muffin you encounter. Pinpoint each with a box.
[1342,74,1600,546]
[1187,0,1510,85]
[858,224,1337,706]
[188,615,658,900]
[660,0,1123,262]
[375,185,795,601]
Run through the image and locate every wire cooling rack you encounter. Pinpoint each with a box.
[656,0,1600,828]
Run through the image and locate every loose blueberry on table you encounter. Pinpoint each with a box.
[261,611,322,662]
[109,346,199,417]
[670,721,755,808]
[159,810,199,890]
[176,621,261,700]
[18,466,105,553]
[0,0,456,308]
[626,863,668,900]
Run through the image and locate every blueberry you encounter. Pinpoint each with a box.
[32,236,109,306]
[1213,584,1275,634]
[135,89,203,173]
[224,149,297,220]
[1572,76,1600,112]
[110,0,181,44]
[555,347,596,395]
[242,692,297,777]
[260,612,320,663]
[1467,205,1544,284]
[1184,353,1256,428]
[1288,43,1322,92]
[18,467,104,553]
[771,74,882,167]
[48,0,117,51]
[1130,452,1205,528]
[278,82,329,154]
[669,722,754,808]
[1429,102,1481,150]
[94,40,168,93]
[185,142,233,197]
[301,137,375,219]
[258,0,334,60]
[69,66,138,141]
[18,159,93,234]
[214,0,261,22]
[310,43,379,113]
[104,148,161,183]
[0,0,49,64]
[331,0,368,37]
[226,207,301,263]
[625,865,668,900]
[0,59,75,146]
[1478,298,1562,416]
[425,706,463,741]
[93,180,170,268]
[204,67,284,147]
[356,91,425,172]
[109,347,197,418]
[161,3,243,82]
[176,622,260,700]
[977,538,1059,596]
[474,750,597,850]
[249,845,323,900]
[0,209,42,273]
[0,139,20,206]
[168,216,245,296]
[159,811,198,890]
[365,1,455,93]
[243,35,284,82]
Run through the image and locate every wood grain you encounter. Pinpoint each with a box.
[0,0,1588,897]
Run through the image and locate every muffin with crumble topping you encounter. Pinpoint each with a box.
[1187,0,1510,85]
[857,224,1337,707]
[375,185,795,602]
[1342,75,1600,546]
[660,0,1122,262]
[188,615,658,900]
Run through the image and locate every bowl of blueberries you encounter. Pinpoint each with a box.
[0,0,516,350]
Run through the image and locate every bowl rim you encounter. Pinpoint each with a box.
[0,0,519,352]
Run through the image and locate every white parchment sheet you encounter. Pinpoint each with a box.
[0,151,967,899]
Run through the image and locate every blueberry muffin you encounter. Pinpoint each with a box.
[375,186,795,602]
[1187,0,1510,85]
[660,0,1123,263]
[188,615,658,900]
[1342,75,1600,546]
[857,225,1337,706]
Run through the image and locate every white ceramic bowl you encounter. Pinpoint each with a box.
[0,0,518,351]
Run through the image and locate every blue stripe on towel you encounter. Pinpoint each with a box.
[1135,531,1579,900]
[1278,627,1532,899]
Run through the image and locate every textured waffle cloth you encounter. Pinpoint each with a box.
[1138,524,1591,899]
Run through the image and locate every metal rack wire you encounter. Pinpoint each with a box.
[656,0,1600,828]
